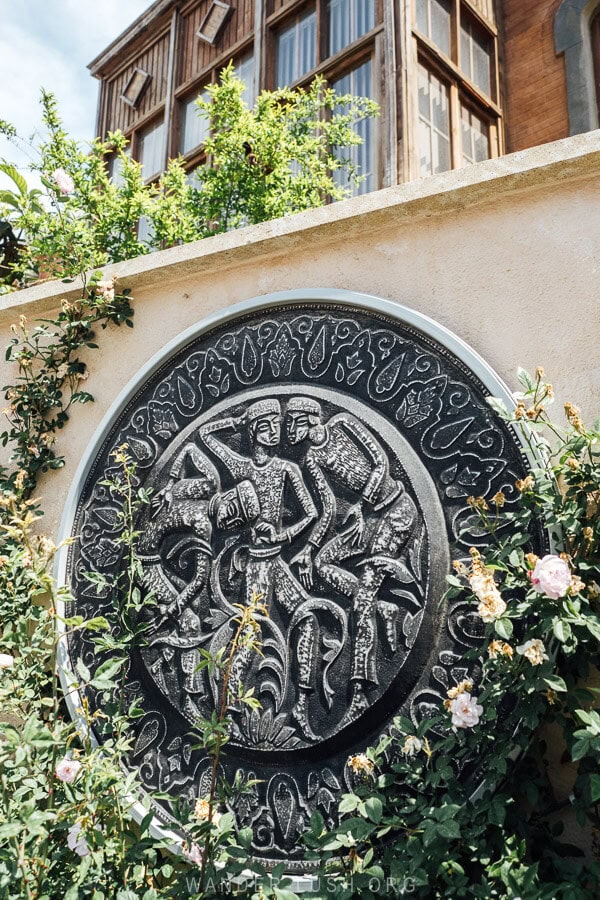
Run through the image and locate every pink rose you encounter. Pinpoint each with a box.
[55,757,82,783]
[52,168,74,195]
[531,555,572,600]
[449,692,483,729]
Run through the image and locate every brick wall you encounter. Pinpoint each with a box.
[502,0,570,152]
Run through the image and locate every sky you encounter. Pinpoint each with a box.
[0,0,150,182]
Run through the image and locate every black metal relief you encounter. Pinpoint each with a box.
[64,299,538,866]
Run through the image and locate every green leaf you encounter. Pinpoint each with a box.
[0,823,22,839]
[516,367,535,391]
[338,794,359,814]
[552,619,572,643]
[437,819,461,840]
[494,617,513,639]
[84,616,109,632]
[589,774,600,803]
[486,396,510,419]
[543,674,567,692]
[364,796,383,824]
[0,161,28,196]
[508,549,522,569]
[445,574,463,588]
[309,810,324,836]
[238,826,253,849]
[571,737,591,761]
[76,658,90,682]
[585,617,600,642]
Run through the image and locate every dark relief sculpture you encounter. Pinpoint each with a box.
[65,302,541,866]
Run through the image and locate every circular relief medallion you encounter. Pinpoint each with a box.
[58,291,543,868]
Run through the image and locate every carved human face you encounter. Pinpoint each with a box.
[214,486,245,529]
[286,411,310,445]
[252,413,280,447]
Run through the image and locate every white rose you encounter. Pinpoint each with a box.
[517,638,549,666]
[530,555,572,600]
[67,822,90,857]
[449,692,483,729]
[55,757,82,784]
[0,653,15,668]
[402,735,423,757]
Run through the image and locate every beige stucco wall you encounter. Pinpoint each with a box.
[1,130,599,535]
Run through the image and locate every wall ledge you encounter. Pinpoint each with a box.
[3,129,600,317]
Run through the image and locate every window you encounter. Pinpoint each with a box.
[418,64,450,176]
[328,0,375,56]
[138,215,155,245]
[554,0,600,135]
[276,7,317,87]
[333,60,376,195]
[108,146,131,187]
[413,1,500,177]
[234,53,255,107]
[267,1,380,193]
[180,91,210,156]
[138,118,165,179]
[460,104,489,165]
[416,0,451,58]
[460,14,492,97]
[196,1,232,45]
[120,68,151,108]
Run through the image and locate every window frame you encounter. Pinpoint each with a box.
[264,0,383,192]
[411,0,502,180]
[554,0,600,135]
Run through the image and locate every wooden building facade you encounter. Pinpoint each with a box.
[88,0,598,194]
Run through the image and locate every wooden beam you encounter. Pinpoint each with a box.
[164,7,181,166]
[88,0,176,77]
[382,0,399,187]
[254,0,266,96]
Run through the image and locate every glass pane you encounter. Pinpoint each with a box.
[180,92,210,155]
[234,53,255,107]
[433,132,450,174]
[417,63,451,177]
[332,60,375,196]
[432,76,449,135]
[418,119,432,177]
[460,18,492,97]
[416,0,450,57]
[472,31,491,96]
[109,146,131,187]
[418,64,430,118]
[139,119,165,178]
[460,25,470,78]
[416,0,428,36]
[186,167,203,190]
[276,8,316,87]
[461,105,490,165]
[138,215,155,244]
[328,0,375,56]
[430,0,451,57]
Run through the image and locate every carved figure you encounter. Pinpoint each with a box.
[198,399,346,739]
[286,397,421,723]
[138,441,260,719]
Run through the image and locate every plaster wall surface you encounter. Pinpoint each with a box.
[1,131,599,538]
